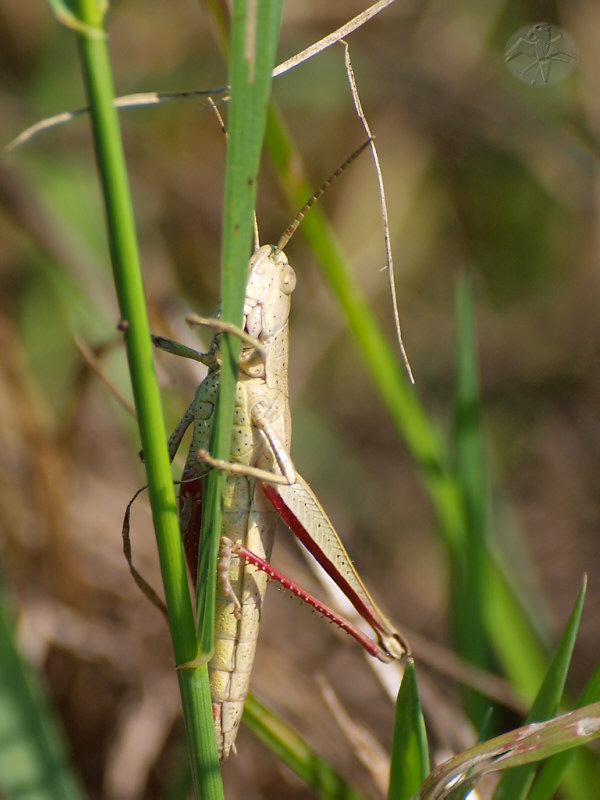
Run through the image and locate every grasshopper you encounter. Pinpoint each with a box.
[151,142,408,759]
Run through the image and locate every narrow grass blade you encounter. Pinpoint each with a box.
[388,659,429,800]
[195,0,284,657]
[483,561,549,701]
[492,577,587,799]
[452,276,554,715]
[419,703,600,799]
[52,0,219,793]
[450,275,494,725]
[0,590,85,799]
[242,694,365,800]
[528,661,600,799]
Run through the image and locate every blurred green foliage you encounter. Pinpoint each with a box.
[2,1,599,797]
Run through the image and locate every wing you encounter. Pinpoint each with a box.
[262,475,408,661]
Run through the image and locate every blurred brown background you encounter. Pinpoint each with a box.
[1,1,599,797]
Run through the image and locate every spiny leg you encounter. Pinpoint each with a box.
[220,537,402,661]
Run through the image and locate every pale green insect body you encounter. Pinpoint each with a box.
[170,245,296,758]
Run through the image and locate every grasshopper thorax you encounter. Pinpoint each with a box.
[243,244,296,342]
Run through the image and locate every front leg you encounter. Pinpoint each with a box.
[167,401,196,462]
[153,317,266,374]
[152,334,216,366]
[186,314,267,363]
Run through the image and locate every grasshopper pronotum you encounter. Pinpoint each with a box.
[151,142,408,759]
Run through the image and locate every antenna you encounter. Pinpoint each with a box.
[276,138,371,251]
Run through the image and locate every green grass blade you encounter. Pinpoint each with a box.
[242,694,365,800]
[46,0,106,37]
[419,703,600,798]
[492,577,587,799]
[388,660,429,800]
[527,661,600,799]
[195,0,284,657]
[53,0,220,794]
[0,587,86,800]
[442,708,494,800]
[451,274,494,724]
[483,561,549,701]
[451,275,555,712]
[559,748,600,800]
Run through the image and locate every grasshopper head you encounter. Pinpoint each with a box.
[244,244,296,341]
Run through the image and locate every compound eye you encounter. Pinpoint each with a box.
[281,264,296,295]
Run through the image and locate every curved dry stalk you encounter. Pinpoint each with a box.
[272,0,398,78]
[6,88,229,150]
[342,40,414,383]
[7,0,398,150]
